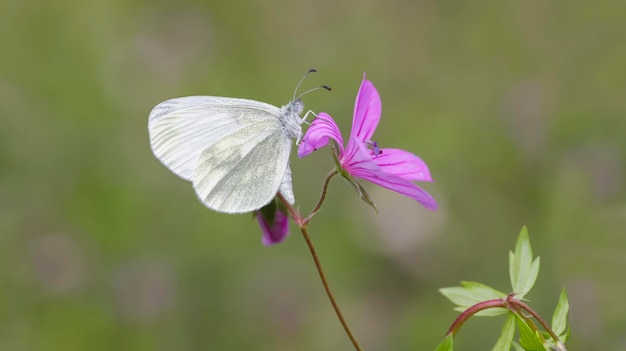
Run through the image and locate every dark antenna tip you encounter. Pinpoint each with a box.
[296,85,331,99]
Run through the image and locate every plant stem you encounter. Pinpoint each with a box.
[300,226,363,351]
[513,298,564,346]
[277,167,362,350]
[277,192,301,225]
[446,298,507,336]
[304,169,338,225]
[444,294,567,351]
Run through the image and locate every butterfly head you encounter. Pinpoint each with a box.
[280,98,305,141]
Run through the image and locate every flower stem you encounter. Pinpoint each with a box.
[446,298,507,336]
[277,170,362,350]
[277,192,301,225]
[300,226,363,351]
[513,297,565,346]
[444,294,567,350]
[304,169,338,225]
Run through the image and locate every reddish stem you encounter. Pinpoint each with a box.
[445,294,566,350]
[277,182,363,351]
[446,298,507,336]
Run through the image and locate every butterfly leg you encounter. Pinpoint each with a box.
[302,110,318,125]
[295,110,318,145]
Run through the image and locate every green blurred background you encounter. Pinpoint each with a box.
[2,0,625,350]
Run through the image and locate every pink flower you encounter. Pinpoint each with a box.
[255,201,290,245]
[298,74,437,211]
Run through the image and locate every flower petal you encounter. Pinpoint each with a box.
[257,207,290,246]
[298,113,344,158]
[351,75,381,141]
[372,148,433,182]
[341,137,379,172]
[355,170,438,210]
[343,142,438,210]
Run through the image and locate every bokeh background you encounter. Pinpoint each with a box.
[2,0,625,350]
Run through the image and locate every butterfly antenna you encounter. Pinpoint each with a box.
[297,85,332,99]
[293,68,316,101]
[292,68,330,100]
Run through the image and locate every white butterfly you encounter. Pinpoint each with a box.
[148,70,323,214]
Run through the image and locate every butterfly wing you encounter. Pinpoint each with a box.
[278,162,295,205]
[148,96,294,213]
[148,96,282,180]
[192,119,291,213]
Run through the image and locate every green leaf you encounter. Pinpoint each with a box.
[492,313,515,351]
[509,226,540,299]
[257,198,279,224]
[562,325,570,343]
[440,282,507,317]
[551,288,569,337]
[514,313,546,351]
[339,172,378,212]
[511,341,524,351]
[435,334,454,351]
[356,182,378,212]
